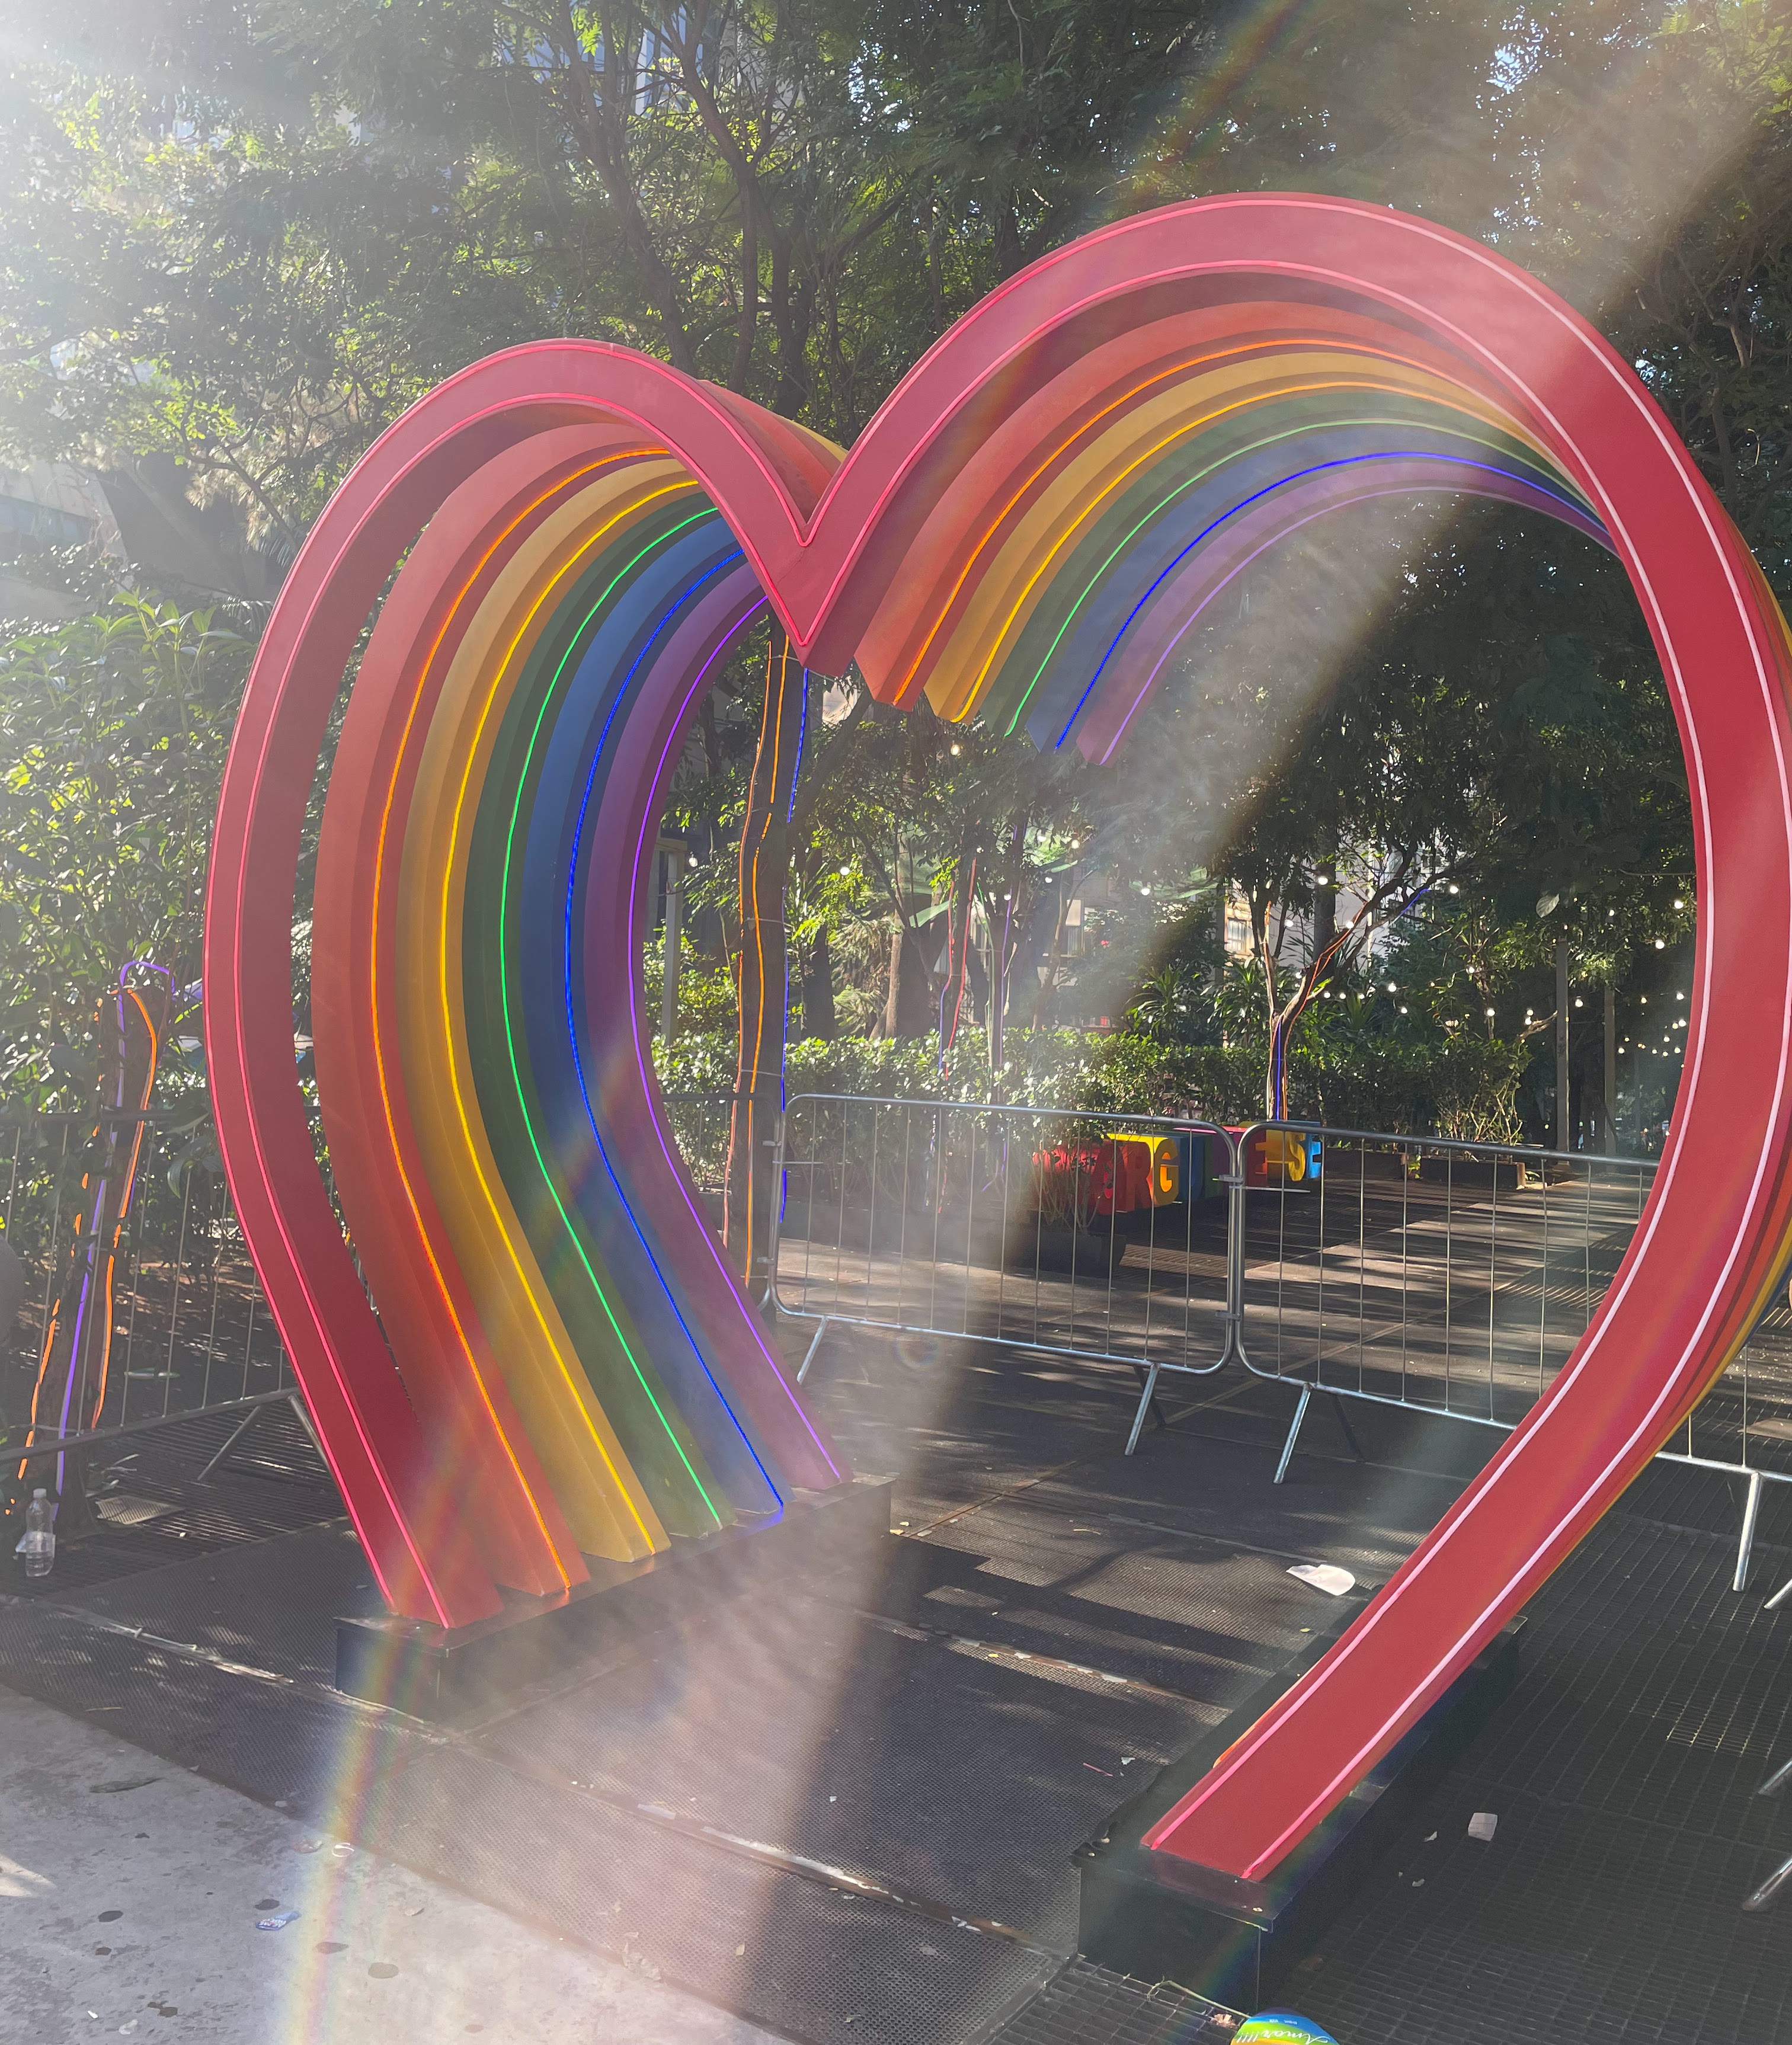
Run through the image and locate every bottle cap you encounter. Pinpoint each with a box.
[32,1487,47,1498]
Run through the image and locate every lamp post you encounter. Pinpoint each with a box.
[1555,933,1570,1153]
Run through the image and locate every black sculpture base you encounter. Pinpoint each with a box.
[335,1476,892,1721]
[1077,1610,1523,2011]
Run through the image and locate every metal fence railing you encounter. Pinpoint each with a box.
[769,1094,1241,1451]
[1,1109,301,1490]
[766,1098,1792,1591]
[1234,1128,1656,1446]
[14,1091,1782,1589]
[1231,1124,1792,1592]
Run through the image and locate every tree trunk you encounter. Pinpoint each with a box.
[725,625,806,1289]
[1604,980,1617,1151]
[800,921,836,1042]
[938,834,979,1056]
[883,925,935,1039]
[1311,871,1336,964]
[985,811,1030,1093]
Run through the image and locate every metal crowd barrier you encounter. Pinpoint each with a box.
[1,1109,301,1481]
[766,1097,1792,1590]
[769,1093,1242,1452]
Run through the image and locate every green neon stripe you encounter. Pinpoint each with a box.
[1000,404,1577,734]
[495,509,724,1525]
[460,500,728,1535]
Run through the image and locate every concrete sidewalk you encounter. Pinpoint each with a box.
[0,1684,780,2044]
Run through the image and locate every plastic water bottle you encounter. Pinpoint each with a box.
[16,1489,53,1578]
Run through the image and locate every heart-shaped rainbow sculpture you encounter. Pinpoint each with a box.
[205,195,1792,1880]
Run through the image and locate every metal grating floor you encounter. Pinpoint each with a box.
[5,1396,343,1599]
[984,1961,1236,2043]
[5,1339,1792,2041]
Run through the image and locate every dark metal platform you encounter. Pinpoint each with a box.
[5,1329,1792,2043]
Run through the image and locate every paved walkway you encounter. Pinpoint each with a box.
[0,1686,779,2045]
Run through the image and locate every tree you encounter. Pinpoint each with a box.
[7,0,1792,1158]
[0,599,247,1109]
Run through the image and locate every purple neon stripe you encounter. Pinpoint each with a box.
[1061,452,1607,753]
[1096,474,1605,763]
[621,603,843,1478]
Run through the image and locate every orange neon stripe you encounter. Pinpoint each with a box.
[17,1131,93,1480]
[87,988,159,1428]
[936,372,1557,724]
[737,632,793,1284]
[882,335,1512,703]
[369,452,671,1569]
[892,346,1560,718]
[420,472,699,1541]
[374,452,654,1562]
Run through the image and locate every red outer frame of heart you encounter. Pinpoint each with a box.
[204,193,1792,1877]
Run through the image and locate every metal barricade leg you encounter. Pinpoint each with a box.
[287,1390,325,1464]
[195,1402,268,1485]
[1128,1364,1168,1442]
[796,1317,830,1386]
[1757,1752,1792,1798]
[1125,1364,1163,1457]
[1273,1381,1313,1484]
[1743,1854,1792,1912]
[1736,1467,1764,1592]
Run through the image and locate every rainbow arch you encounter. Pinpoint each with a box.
[855,309,1610,753]
[208,194,1792,1885]
[301,312,1620,1608]
[309,433,843,1603]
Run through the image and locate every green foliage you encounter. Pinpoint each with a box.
[0,597,245,1108]
[7,0,1792,1145]
[1295,1031,1532,1144]
[657,1014,1524,1139]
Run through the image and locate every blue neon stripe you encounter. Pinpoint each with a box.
[1052,452,1597,751]
[785,661,808,824]
[560,549,784,1509]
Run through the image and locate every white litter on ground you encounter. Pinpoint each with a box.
[1286,1563,1356,1597]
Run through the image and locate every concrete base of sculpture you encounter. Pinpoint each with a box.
[334,1476,892,1721]
[1077,1609,1524,2011]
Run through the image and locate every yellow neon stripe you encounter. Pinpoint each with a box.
[408,476,680,1549]
[868,339,1566,716]
[370,450,663,1569]
[489,507,725,1524]
[924,367,1557,724]
[430,475,691,1535]
[875,340,1496,707]
[398,468,693,1554]
[940,369,1552,722]
[997,403,1546,732]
